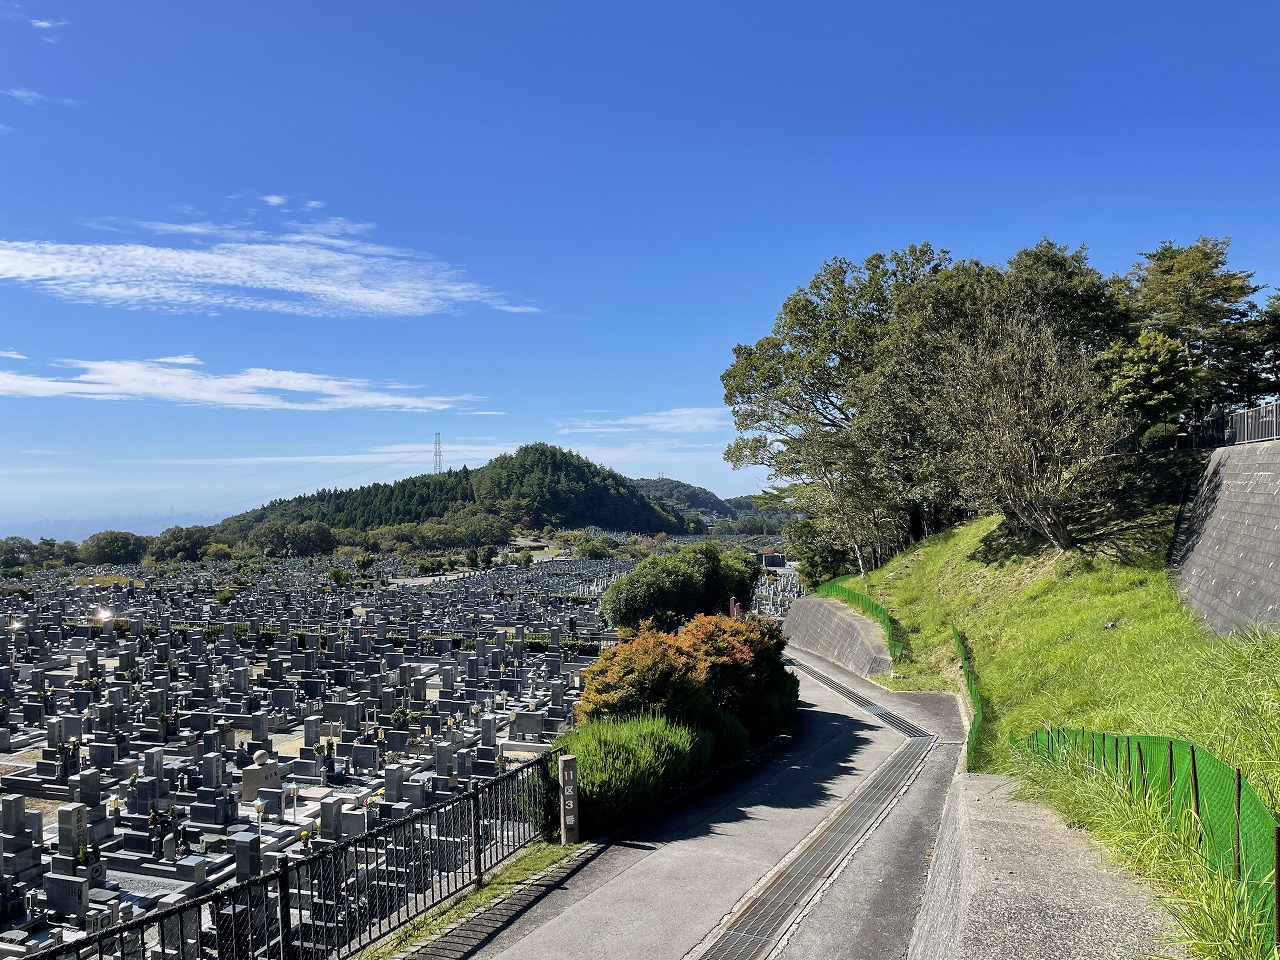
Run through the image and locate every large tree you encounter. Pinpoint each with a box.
[79,530,150,565]
[1117,237,1263,414]
[721,250,946,573]
[934,313,1122,550]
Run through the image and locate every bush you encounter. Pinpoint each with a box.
[577,614,799,745]
[1139,421,1181,451]
[556,716,712,835]
[600,542,761,631]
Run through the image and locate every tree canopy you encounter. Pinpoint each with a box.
[723,236,1274,575]
[600,542,761,631]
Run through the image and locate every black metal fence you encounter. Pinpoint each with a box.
[30,755,557,960]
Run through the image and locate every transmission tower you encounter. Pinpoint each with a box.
[433,432,443,474]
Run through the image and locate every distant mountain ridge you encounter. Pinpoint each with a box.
[213,443,690,539]
[630,477,737,517]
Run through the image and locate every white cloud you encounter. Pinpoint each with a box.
[0,356,481,412]
[0,215,540,318]
[0,124,12,135]
[148,354,203,365]
[261,195,287,206]
[556,407,731,435]
[29,18,68,28]
[5,89,77,107]
[303,200,325,210]
[0,349,25,359]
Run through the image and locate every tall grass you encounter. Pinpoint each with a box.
[840,515,1280,808]
[1013,750,1277,960]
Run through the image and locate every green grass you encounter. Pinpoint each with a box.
[1012,751,1276,960]
[816,452,1280,956]
[839,510,1280,807]
[357,840,585,960]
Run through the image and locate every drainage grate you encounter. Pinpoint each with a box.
[692,661,935,960]
[786,657,933,739]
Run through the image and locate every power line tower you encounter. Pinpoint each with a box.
[433,432,443,474]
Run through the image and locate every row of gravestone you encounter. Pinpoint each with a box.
[0,559,627,937]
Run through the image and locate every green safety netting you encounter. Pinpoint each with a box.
[1021,727,1280,948]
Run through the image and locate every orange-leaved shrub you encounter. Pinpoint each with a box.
[576,614,798,749]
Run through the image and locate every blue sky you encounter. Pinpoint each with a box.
[1,2,1278,538]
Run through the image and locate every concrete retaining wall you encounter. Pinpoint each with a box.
[782,596,891,677]
[1177,441,1280,634]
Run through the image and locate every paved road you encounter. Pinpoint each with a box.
[405,654,964,960]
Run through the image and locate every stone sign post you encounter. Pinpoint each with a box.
[558,754,579,844]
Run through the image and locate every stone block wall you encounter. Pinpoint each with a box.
[1177,440,1280,634]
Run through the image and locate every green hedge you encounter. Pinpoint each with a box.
[953,627,983,769]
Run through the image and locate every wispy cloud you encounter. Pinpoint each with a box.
[261,195,286,206]
[556,407,731,435]
[0,124,12,135]
[0,356,482,412]
[0,349,25,359]
[5,88,77,107]
[29,18,68,29]
[0,214,540,318]
[148,354,202,365]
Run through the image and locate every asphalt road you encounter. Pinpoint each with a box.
[405,655,965,960]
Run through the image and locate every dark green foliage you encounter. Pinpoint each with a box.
[1139,422,1181,451]
[211,443,683,541]
[722,236,1273,574]
[78,530,150,565]
[555,716,713,836]
[629,477,736,518]
[148,526,210,563]
[0,537,33,569]
[472,444,682,531]
[600,542,761,631]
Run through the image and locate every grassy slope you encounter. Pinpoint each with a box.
[836,452,1280,809]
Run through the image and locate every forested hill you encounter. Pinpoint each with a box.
[213,443,685,540]
[630,478,736,517]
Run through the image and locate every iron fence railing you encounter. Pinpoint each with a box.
[1229,400,1280,445]
[1021,728,1280,950]
[29,755,557,960]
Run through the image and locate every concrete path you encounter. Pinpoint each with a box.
[402,655,962,960]
[912,774,1186,960]
[397,645,1187,960]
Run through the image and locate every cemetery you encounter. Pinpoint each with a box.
[0,557,639,955]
